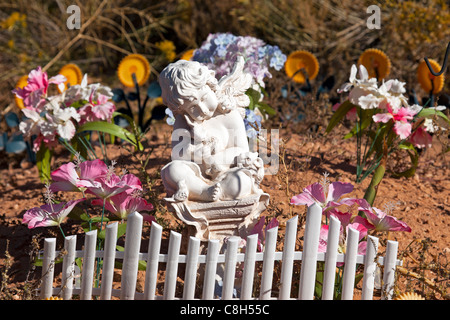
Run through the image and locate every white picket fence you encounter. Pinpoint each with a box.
[38,203,402,300]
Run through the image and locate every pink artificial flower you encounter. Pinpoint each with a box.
[409,126,432,149]
[92,192,154,220]
[290,181,358,212]
[12,66,66,109]
[78,90,115,124]
[81,173,142,199]
[318,222,367,266]
[50,159,108,192]
[249,216,279,251]
[372,104,417,140]
[358,202,411,233]
[325,208,353,228]
[22,198,85,229]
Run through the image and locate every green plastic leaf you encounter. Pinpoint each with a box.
[417,108,449,123]
[77,121,143,151]
[326,100,357,134]
[36,142,52,183]
[256,102,277,117]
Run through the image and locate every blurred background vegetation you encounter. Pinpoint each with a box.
[0,0,449,112]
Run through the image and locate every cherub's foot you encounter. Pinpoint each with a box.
[210,183,222,202]
[174,180,189,202]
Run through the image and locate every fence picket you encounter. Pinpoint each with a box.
[37,207,402,301]
[120,212,143,300]
[183,236,200,300]
[222,236,239,300]
[60,235,77,300]
[163,230,182,300]
[279,215,298,300]
[80,229,97,300]
[322,215,341,300]
[381,240,398,300]
[298,203,322,300]
[100,222,118,300]
[341,227,360,300]
[40,238,56,300]
[202,239,220,300]
[240,234,258,300]
[361,235,379,300]
[143,221,163,300]
[260,226,278,300]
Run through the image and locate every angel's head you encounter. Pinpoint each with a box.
[160,60,219,122]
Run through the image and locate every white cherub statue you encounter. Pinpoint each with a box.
[159,56,265,203]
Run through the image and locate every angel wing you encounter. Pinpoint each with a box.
[216,56,253,114]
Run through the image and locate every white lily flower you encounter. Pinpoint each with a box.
[50,107,80,140]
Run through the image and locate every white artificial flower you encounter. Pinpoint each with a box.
[64,74,113,103]
[423,118,438,133]
[19,108,43,137]
[358,93,383,110]
[338,64,377,93]
[385,79,406,95]
[409,104,423,114]
[375,79,409,113]
[429,105,446,111]
[50,107,80,140]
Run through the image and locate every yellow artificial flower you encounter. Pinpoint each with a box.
[358,48,391,81]
[58,64,83,92]
[43,296,64,300]
[394,292,425,300]
[14,75,28,109]
[285,50,319,84]
[156,40,176,62]
[180,49,195,61]
[417,58,445,94]
[117,54,151,88]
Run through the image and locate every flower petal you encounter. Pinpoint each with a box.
[394,121,412,140]
[327,181,354,203]
[373,113,393,123]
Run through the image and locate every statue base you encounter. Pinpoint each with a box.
[164,193,270,242]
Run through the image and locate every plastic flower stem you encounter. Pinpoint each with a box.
[97,131,108,162]
[59,138,86,161]
[59,224,66,239]
[363,142,387,206]
[429,80,434,108]
[75,135,96,160]
[132,73,144,132]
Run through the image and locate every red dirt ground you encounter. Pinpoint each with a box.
[1,121,449,299]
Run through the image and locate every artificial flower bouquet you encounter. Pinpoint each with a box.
[327,64,449,205]
[12,67,141,181]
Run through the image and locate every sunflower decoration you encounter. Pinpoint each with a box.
[180,49,195,61]
[285,50,319,84]
[394,292,425,300]
[417,58,445,95]
[58,63,83,92]
[43,296,64,300]
[358,48,391,81]
[13,75,28,109]
[117,54,151,88]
